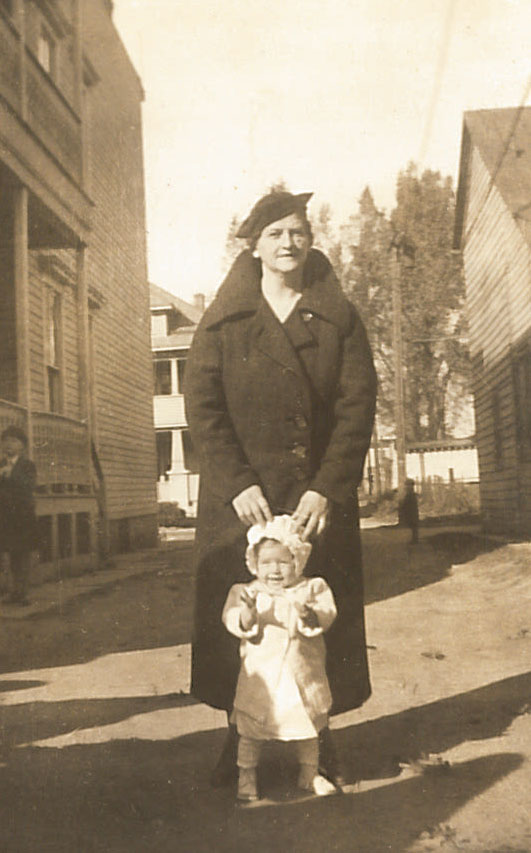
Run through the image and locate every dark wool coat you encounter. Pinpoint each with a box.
[184,248,377,714]
[0,456,38,553]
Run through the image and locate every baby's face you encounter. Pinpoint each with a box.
[255,540,298,590]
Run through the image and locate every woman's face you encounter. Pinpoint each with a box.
[254,212,310,275]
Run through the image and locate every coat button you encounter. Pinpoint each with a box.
[294,414,307,430]
[291,444,307,459]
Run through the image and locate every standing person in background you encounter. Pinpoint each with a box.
[184,189,377,787]
[398,478,420,545]
[0,426,38,606]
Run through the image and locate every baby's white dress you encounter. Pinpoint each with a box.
[222,576,337,741]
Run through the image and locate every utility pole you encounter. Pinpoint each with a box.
[390,234,414,500]
[372,414,382,498]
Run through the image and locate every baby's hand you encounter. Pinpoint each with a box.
[297,603,319,629]
[239,588,257,631]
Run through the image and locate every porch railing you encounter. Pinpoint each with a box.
[0,399,91,490]
[0,12,83,184]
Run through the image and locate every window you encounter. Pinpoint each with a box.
[182,429,199,473]
[154,360,172,395]
[58,513,72,558]
[76,513,91,555]
[513,349,531,462]
[37,26,56,77]
[45,290,62,413]
[151,314,168,337]
[156,431,172,478]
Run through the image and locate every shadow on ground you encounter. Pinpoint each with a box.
[0,547,195,675]
[1,528,506,677]
[0,670,528,852]
[362,527,500,606]
[0,680,46,694]
[0,691,195,752]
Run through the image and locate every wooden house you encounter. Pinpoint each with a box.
[150,283,203,516]
[454,107,531,535]
[0,0,158,576]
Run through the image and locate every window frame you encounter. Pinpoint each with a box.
[37,23,57,78]
[43,287,64,414]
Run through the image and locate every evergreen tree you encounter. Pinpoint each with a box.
[391,164,469,440]
[222,213,242,271]
[342,188,394,427]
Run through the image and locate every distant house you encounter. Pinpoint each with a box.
[150,284,203,516]
[454,106,531,535]
[364,436,478,495]
[0,1,158,575]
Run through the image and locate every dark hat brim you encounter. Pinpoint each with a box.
[236,191,313,239]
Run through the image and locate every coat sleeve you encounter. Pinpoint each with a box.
[310,306,377,504]
[11,459,37,503]
[295,577,337,638]
[184,319,259,504]
[222,583,260,639]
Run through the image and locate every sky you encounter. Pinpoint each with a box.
[112,0,530,302]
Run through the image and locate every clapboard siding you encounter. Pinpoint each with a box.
[81,0,157,523]
[0,248,17,402]
[461,137,531,533]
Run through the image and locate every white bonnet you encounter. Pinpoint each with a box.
[245,515,312,577]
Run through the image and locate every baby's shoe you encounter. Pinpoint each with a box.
[298,765,337,796]
[237,767,259,802]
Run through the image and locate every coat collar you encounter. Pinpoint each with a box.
[203,248,351,334]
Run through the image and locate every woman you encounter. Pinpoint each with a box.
[184,189,377,785]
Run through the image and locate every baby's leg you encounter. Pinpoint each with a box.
[296,738,337,796]
[237,736,261,801]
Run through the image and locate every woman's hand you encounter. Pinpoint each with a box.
[292,490,328,541]
[232,484,273,527]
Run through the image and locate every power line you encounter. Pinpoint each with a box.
[417,0,458,169]
[406,335,468,343]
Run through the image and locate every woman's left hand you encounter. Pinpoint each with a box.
[291,490,328,541]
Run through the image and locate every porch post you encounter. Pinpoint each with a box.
[13,184,32,451]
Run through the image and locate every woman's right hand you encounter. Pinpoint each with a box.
[232,484,273,527]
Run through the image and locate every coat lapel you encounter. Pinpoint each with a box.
[203,246,354,399]
[250,299,308,381]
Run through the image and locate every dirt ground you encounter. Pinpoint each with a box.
[0,525,529,852]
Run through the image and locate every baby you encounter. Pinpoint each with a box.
[222,515,338,802]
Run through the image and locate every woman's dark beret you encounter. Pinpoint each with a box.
[236,191,313,239]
